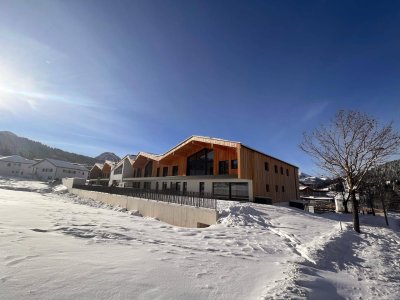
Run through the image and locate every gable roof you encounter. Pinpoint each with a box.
[125,135,298,169]
[33,158,89,171]
[0,155,36,164]
[111,154,137,171]
[90,163,104,172]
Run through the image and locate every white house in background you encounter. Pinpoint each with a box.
[109,155,136,187]
[32,158,89,181]
[0,155,36,178]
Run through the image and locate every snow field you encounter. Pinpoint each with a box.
[0,179,399,299]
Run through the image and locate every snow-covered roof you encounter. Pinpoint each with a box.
[299,186,312,191]
[104,160,115,167]
[0,155,36,164]
[111,154,137,171]
[33,158,89,171]
[90,163,103,171]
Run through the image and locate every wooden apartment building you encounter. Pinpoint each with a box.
[116,136,299,203]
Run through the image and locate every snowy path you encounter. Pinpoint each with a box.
[0,179,399,299]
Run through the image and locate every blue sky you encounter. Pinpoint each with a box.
[0,0,399,175]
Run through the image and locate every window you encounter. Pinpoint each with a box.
[266,184,270,192]
[162,167,168,177]
[175,182,181,191]
[213,182,229,198]
[231,183,249,200]
[187,148,213,176]
[282,186,285,192]
[231,159,238,170]
[286,169,289,176]
[274,165,278,173]
[162,182,167,190]
[265,162,269,171]
[7,163,11,167]
[172,165,178,176]
[212,182,249,200]
[144,182,151,189]
[137,168,142,177]
[156,168,160,177]
[144,161,153,177]
[156,182,159,191]
[280,167,283,175]
[275,185,278,192]
[114,165,123,175]
[183,182,187,193]
[199,182,205,194]
[218,160,229,175]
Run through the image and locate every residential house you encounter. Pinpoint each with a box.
[0,155,35,178]
[32,158,89,181]
[120,136,299,203]
[109,155,136,187]
[88,161,115,186]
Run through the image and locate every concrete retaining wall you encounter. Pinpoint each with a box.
[63,179,218,228]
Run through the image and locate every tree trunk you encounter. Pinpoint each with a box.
[343,199,349,213]
[352,190,361,233]
[368,191,375,216]
[381,192,389,226]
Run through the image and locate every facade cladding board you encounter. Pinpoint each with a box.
[120,136,299,204]
[238,145,299,203]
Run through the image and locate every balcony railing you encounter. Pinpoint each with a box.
[73,184,217,210]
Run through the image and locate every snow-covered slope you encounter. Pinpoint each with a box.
[0,179,399,299]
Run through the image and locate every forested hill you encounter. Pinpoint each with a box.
[0,131,102,165]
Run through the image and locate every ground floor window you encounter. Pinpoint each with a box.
[230,183,249,200]
[183,182,187,193]
[213,182,230,198]
[212,182,249,200]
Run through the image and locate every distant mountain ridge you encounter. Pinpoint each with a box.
[95,152,120,162]
[298,171,329,187]
[0,131,118,166]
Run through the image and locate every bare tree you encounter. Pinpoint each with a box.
[300,110,400,233]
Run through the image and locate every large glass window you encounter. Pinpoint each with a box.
[144,161,153,177]
[230,183,249,200]
[187,148,214,176]
[219,160,229,175]
[213,182,230,198]
[212,182,249,200]
[114,165,123,175]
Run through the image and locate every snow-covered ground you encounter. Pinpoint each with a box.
[1,178,399,299]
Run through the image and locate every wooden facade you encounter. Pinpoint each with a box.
[238,145,299,202]
[127,136,298,203]
[89,164,102,180]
